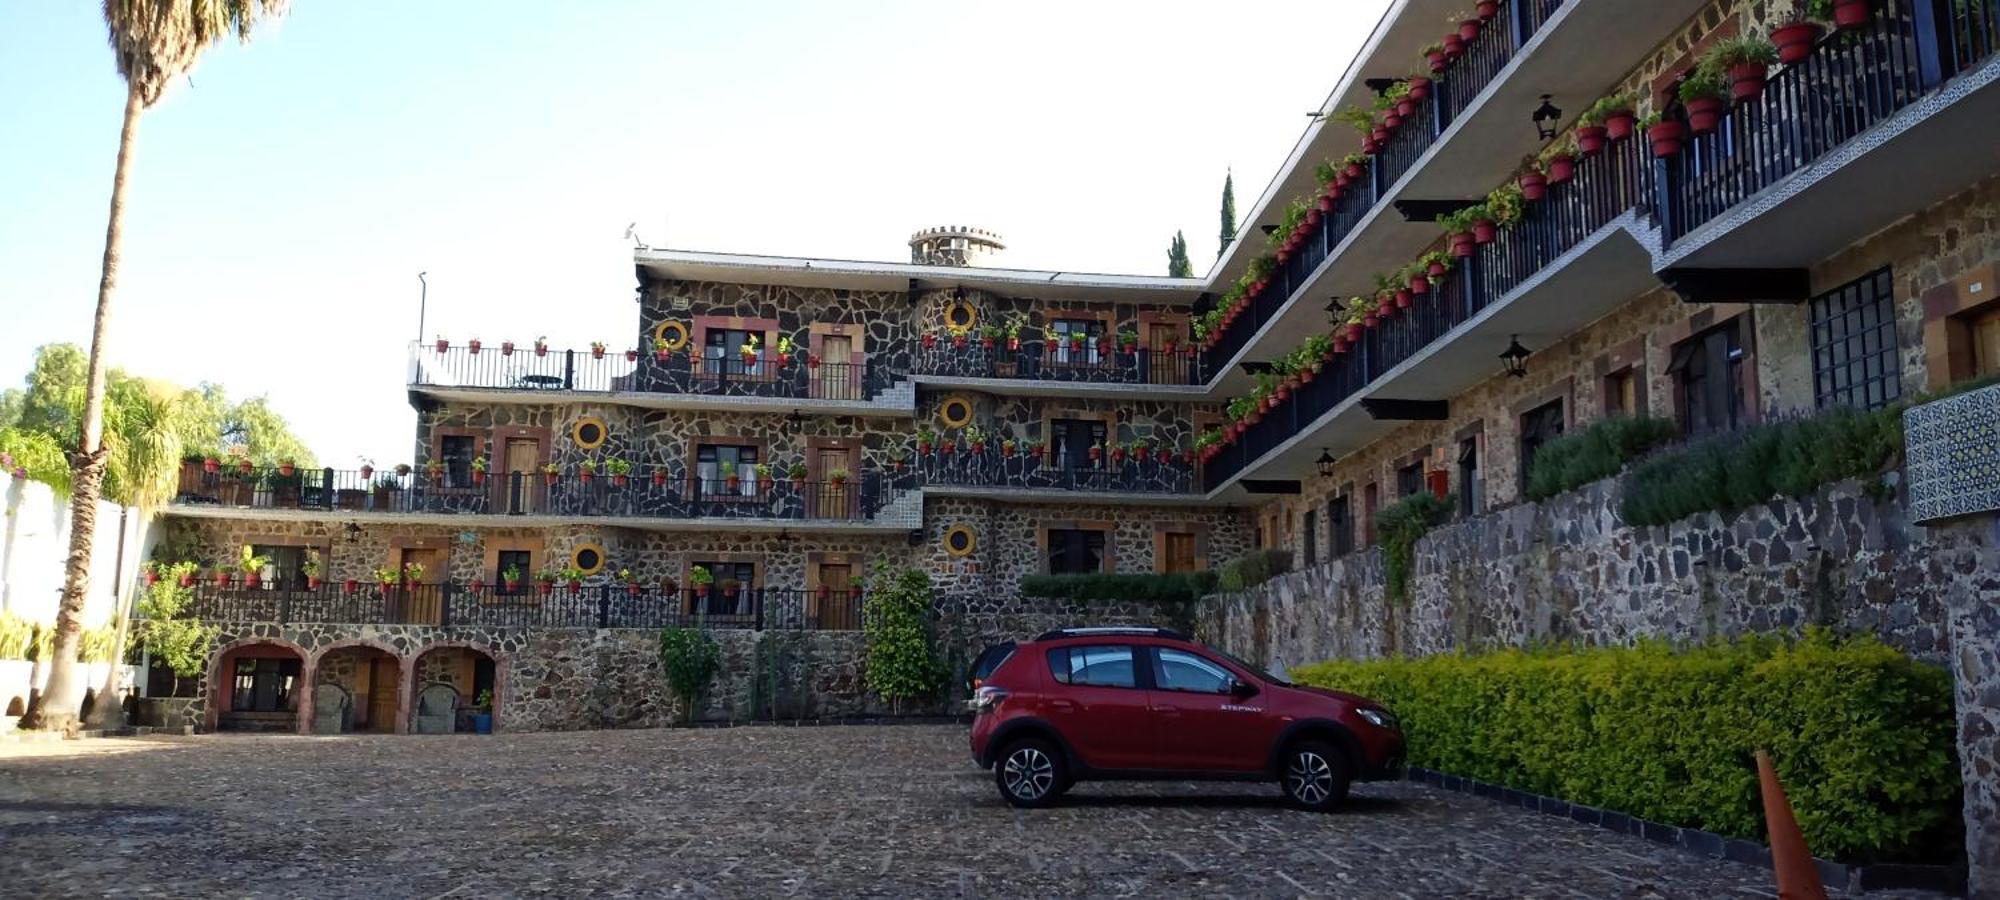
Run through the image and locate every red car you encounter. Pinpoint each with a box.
[969,627,1404,810]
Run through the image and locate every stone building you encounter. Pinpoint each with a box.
[153,0,2000,885]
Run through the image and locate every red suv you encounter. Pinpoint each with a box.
[969,627,1404,810]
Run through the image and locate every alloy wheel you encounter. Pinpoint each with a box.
[1285,750,1334,805]
[1002,746,1055,801]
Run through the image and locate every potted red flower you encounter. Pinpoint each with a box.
[1518,168,1548,202]
[501,340,516,356]
[542,463,561,486]
[607,458,631,488]
[1679,71,1729,135]
[1771,8,1824,64]
[1703,36,1778,102]
[1833,0,1871,29]
[203,455,220,474]
[534,337,549,357]
[468,339,482,354]
[653,338,672,362]
[921,330,937,350]
[435,337,449,354]
[470,456,487,486]
[1645,113,1687,158]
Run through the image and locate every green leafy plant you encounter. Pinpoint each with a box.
[1677,68,1730,103]
[1484,181,1526,228]
[861,563,944,710]
[688,565,714,587]
[658,626,721,725]
[1216,549,1294,592]
[1290,632,1960,862]
[1438,203,1490,234]
[1701,35,1779,74]
[237,545,270,578]
[605,458,632,476]
[0,611,35,660]
[1332,105,1376,134]
[134,561,215,678]
[1374,491,1453,604]
[1576,92,1636,127]
[1523,415,1679,501]
[1621,405,1904,527]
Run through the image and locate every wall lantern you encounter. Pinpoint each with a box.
[1315,449,1337,478]
[1500,334,1531,379]
[343,522,363,544]
[1260,224,1279,236]
[1531,95,1563,140]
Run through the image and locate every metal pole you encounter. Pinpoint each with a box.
[416,272,428,345]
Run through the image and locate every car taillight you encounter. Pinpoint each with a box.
[968,685,1009,714]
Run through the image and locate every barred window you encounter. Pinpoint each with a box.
[1810,268,1901,410]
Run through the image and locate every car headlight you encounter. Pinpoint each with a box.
[1356,708,1398,730]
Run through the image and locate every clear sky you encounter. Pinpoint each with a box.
[0,1,1390,469]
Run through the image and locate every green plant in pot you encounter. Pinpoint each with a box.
[1678,69,1730,135]
[1770,0,1833,63]
[470,689,495,734]
[1702,35,1778,101]
[689,565,714,598]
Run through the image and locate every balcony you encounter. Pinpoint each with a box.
[910,446,1204,502]
[910,338,1209,398]
[409,343,913,416]
[169,464,910,533]
[176,583,865,631]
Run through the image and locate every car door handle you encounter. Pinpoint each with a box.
[1048,699,1076,711]
[1155,706,1181,717]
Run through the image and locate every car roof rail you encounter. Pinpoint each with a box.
[1031,626,1191,642]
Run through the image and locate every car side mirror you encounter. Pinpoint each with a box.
[1229,679,1258,699]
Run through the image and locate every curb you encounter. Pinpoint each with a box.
[1406,767,1966,896]
[0,725,198,745]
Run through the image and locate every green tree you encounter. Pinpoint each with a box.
[1218,171,1238,257]
[658,626,721,725]
[1167,231,1193,277]
[862,563,943,711]
[26,0,292,734]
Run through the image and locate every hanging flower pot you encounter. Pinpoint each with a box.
[1648,119,1688,158]
[1443,34,1466,58]
[307,576,323,591]
[612,473,629,488]
[544,470,560,486]
[1377,297,1395,318]
[942,440,957,455]
[1394,98,1415,119]
[1427,260,1447,279]
[540,581,555,597]
[625,349,638,362]
[1384,112,1403,130]
[246,572,262,590]
[1833,0,1871,29]
[1519,170,1548,201]
[652,468,668,488]
[1407,76,1432,101]
[203,456,220,474]
[1546,153,1576,185]
[1772,21,1823,64]
[569,579,584,595]
[1030,444,1046,460]
[655,348,671,363]
[724,475,739,492]
[952,333,968,350]
[1110,446,1127,464]
[1088,444,1102,462]
[778,351,793,367]
[980,336,994,351]
[1575,125,1608,156]
[807,353,822,369]
[1457,18,1481,41]
[917,440,932,456]
[591,345,606,360]
[1450,232,1476,258]
[1363,136,1382,154]
[435,339,449,354]
[501,341,516,356]
[1363,313,1379,328]
[628,582,643,597]
[1316,195,1333,213]
[1410,274,1431,294]
[534,341,549,357]
[1472,218,1498,244]
[471,469,486,486]
[1134,444,1151,462]
[1305,209,1322,228]
[1686,96,1727,134]
[1395,289,1413,309]
[922,332,937,349]
[468,340,482,354]
[1729,62,1769,101]
[1475,0,1498,18]
[580,470,596,485]
[343,578,359,594]
[1427,49,1448,73]
[178,572,197,589]
[1371,125,1391,144]
[1006,337,1021,351]
[141,568,159,588]
[1604,110,1637,141]
[504,577,522,593]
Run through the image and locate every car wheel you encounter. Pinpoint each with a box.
[996,738,1066,808]
[1280,741,1351,812]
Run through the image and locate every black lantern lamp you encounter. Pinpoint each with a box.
[1260,224,1279,236]
[343,522,363,544]
[1500,334,1531,378]
[1315,449,1337,477]
[1532,94,1563,140]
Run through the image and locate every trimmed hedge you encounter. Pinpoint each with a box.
[1523,415,1677,501]
[1018,572,1218,605]
[1217,549,1292,592]
[1291,632,1959,862]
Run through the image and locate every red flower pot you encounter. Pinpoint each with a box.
[141,570,159,587]
[203,458,220,474]
[942,442,956,455]
[237,460,253,475]
[1647,120,1687,158]
[1384,112,1403,130]
[1518,171,1547,201]
[628,584,643,597]
[1002,444,1015,457]
[1376,299,1394,318]
[1772,21,1822,64]
[1395,98,1414,118]
[1006,337,1020,351]
[178,574,196,588]
[544,472,560,486]
[471,470,486,486]
[1410,275,1430,295]
[1111,450,1127,464]
[724,476,738,492]
[469,340,482,354]
[1833,0,1870,29]
[1316,195,1333,213]
[1475,0,1498,18]
[625,350,638,362]
[1450,232,1476,258]
[1686,95,1726,134]
[501,342,515,356]
[1443,34,1465,57]
[343,579,358,594]
[1427,50,1448,73]
[1088,447,1102,461]
[1362,314,1379,328]
[1457,19,1481,41]
[1427,260,1447,278]
[612,474,629,488]
[1408,76,1432,100]
[569,580,584,595]
[1362,137,1381,154]
[922,333,937,349]
[1371,125,1390,144]
[1604,111,1637,141]
[581,471,596,485]
[214,572,232,587]
[1472,219,1497,244]
[1729,62,1768,101]
[980,337,994,350]
[1134,447,1150,462]
[246,573,262,589]
[1394,290,1412,309]
[952,335,968,349]
[970,442,986,455]
[1546,154,1576,185]
[1575,125,1608,156]
[778,352,792,367]
[1305,209,1322,228]
[359,465,374,480]
[540,583,555,596]
[655,349,670,363]
[591,347,605,360]
[504,580,521,593]
[652,469,667,487]
[435,339,449,354]
[307,577,322,591]
[535,345,548,357]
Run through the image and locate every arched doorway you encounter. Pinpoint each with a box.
[213,641,306,732]
[409,645,498,734]
[311,644,405,734]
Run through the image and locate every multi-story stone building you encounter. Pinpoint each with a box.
[153,0,2000,882]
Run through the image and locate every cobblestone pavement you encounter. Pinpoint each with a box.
[0,726,1934,898]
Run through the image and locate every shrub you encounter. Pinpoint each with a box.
[1216,549,1293,592]
[1621,406,1903,527]
[862,563,943,708]
[1017,572,1219,605]
[137,562,215,678]
[1523,415,1677,501]
[1374,491,1454,604]
[1290,632,1959,862]
[658,626,720,725]
[0,611,32,660]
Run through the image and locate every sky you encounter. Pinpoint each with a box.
[0,1,1391,469]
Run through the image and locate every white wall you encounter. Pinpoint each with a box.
[1,475,151,628]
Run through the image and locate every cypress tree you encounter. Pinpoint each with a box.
[1219,171,1238,256]
[1168,231,1193,277]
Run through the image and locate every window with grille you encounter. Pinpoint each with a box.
[1809,268,1901,410]
[1046,528,1107,574]
[1669,321,1744,436]
[1328,494,1353,556]
[695,444,760,497]
[1301,510,1317,568]
[440,435,475,487]
[1396,462,1424,498]
[1457,437,1481,518]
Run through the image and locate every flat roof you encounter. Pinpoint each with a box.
[635,248,1205,303]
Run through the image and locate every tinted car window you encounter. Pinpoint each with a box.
[1046,645,1136,688]
[1153,648,1233,693]
[970,642,1016,686]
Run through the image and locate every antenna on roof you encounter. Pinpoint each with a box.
[623,223,647,249]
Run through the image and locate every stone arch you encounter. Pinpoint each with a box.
[408,640,506,734]
[307,639,411,735]
[206,637,311,734]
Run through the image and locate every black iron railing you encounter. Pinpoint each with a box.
[175,584,866,631]
[411,344,897,402]
[1202,0,1567,378]
[911,446,1201,495]
[173,464,894,523]
[1663,0,1999,241]
[911,340,1206,385]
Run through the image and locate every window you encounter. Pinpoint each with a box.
[1046,528,1107,574]
[439,435,475,487]
[1049,418,1107,470]
[249,545,309,590]
[689,560,756,614]
[703,328,763,375]
[1396,462,1425,498]
[1810,268,1902,410]
[1046,645,1136,688]
[1457,437,1481,517]
[1519,400,1565,482]
[1047,319,1104,365]
[496,549,532,594]
[1669,321,1745,435]
[1328,494,1353,556]
[230,657,299,713]
[1151,648,1234,693]
[695,444,760,497]
[1603,367,1638,417]
[1301,510,1317,568]
[1361,483,1379,546]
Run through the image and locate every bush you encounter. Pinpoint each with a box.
[1216,549,1292,592]
[1374,491,1454,604]
[0,611,31,660]
[657,626,720,725]
[1524,415,1677,501]
[1290,632,1959,861]
[1621,406,1902,527]
[1018,572,1218,605]
[137,562,216,678]
[863,563,943,707]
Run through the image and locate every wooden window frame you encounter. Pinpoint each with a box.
[1039,520,1116,575]
[688,435,768,501]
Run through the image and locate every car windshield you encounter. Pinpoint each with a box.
[1208,645,1292,687]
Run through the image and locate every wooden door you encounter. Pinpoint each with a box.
[367,657,398,732]
[811,562,857,629]
[1161,533,1197,574]
[816,334,856,400]
[398,547,447,625]
[813,447,855,519]
[1974,306,2000,378]
[503,439,540,514]
[1147,323,1181,383]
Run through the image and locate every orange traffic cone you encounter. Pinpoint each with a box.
[1756,749,1830,900]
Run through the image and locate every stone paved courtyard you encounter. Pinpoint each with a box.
[0,726,1934,898]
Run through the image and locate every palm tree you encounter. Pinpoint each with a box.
[84,382,189,729]
[25,0,290,732]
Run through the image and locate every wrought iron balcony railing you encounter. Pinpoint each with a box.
[909,445,1202,495]
[411,343,898,403]
[172,583,865,631]
[911,339,1207,386]
[172,463,895,523]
